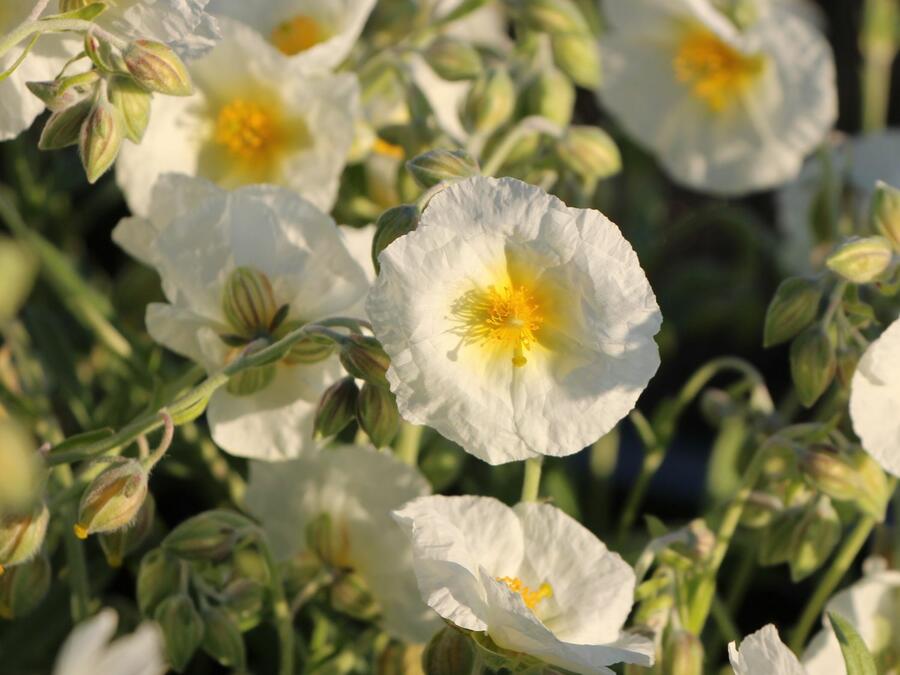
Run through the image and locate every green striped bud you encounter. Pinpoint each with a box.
[225,362,277,396]
[109,76,152,142]
[155,594,204,673]
[789,496,840,581]
[423,627,476,675]
[372,205,419,273]
[406,149,480,189]
[357,382,400,447]
[790,326,836,408]
[0,503,49,575]
[314,377,359,438]
[330,571,380,621]
[222,266,278,337]
[556,126,621,180]
[826,236,894,284]
[524,67,575,127]
[0,554,50,619]
[461,67,515,136]
[99,493,155,567]
[340,335,391,388]
[201,606,246,669]
[80,94,125,184]
[123,40,193,96]
[39,99,92,150]
[163,509,255,561]
[137,548,182,616]
[551,32,602,88]
[75,460,148,539]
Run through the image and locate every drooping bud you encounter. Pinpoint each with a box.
[108,76,152,142]
[225,363,277,397]
[825,236,894,284]
[372,205,419,273]
[155,594,205,673]
[357,382,400,447]
[870,180,900,251]
[99,493,155,567]
[514,0,590,34]
[847,450,891,521]
[221,578,266,632]
[758,506,804,567]
[281,550,323,595]
[0,554,50,619]
[85,29,125,72]
[423,38,483,81]
[422,627,476,675]
[556,126,621,180]
[276,320,335,365]
[0,503,49,575]
[79,93,125,184]
[38,99,92,150]
[524,67,575,127]
[201,606,246,670]
[460,67,515,136]
[137,548,182,616]
[0,418,45,514]
[75,460,147,539]
[789,496,840,581]
[314,377,359,438]
[763,277,823,347]
[123,40,193,96]
[27,72,98,112]
[339,335,391,388]
[163,509,255,561]
[330,571,380,621]
[406,149,480,189]
[664,630,704,675]
[790,325,836,407]
[222,266,278,337]
[551,32,602,88]
[800,445,861,503]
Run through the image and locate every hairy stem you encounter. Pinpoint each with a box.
[521,457,543,502]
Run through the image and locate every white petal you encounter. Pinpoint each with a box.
[54,609,119,675]
[99,0,220,59]
[94,622,166,675]
[145,302,227,372]
[729,624,805,675]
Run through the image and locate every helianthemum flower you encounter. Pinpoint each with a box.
[393,495,654,673]
[113,173,369,460]
[116,17,359,216]
[598,0,836,195]
[367,176,661,464]
[246,445,441,643]
[728,624,804,674]
[850,317,900,478]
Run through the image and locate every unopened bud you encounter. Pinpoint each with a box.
[633,592,673,631]
[38,98,92,150]
[848,450,891,521]
[423,627,476,675]
[461,67,515,136]
[330,571,380,621]
[155,594,204,673]
[201,606,246,670]
[800,445,860,503]
[407,149,480,189]
[222,266,278,336]
[378,642,425,675]
[790,497,840,581]
[357,382,400,447]
[163,509,254,561]
[524,67,575,127]
[551,32,602,88]
[790,326,836,407]
[0,503,49,574]
[826,236,894,283]
[871,180,900,251]
[75,460,147,539]
[763,277,823,347]
[314,377,359,438]
[0,554,50,619]
[276,320,334,365]
[108,76,152,142]
[0,419,45,514]
[424,38,483,81]
[225,363,277,396]
[99,493,155,567]
[306,512,351,567]
[27,73,98,112]
[758,506,804,567]
[123,40,193,96]
[665,630,704,675]
[372,205,419,272]
[221,578,266,632]
[740,491,783,529]
[836,346,860,387]
[340,335,391,387]
[85,30,124,72]
[515,0,590,34]
[556,126,621,180]
[80,94,125,183]
[137,548,182,616]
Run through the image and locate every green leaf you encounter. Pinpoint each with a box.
[828,611,877,675]
[51,428,115,453]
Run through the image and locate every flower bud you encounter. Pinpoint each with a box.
[340,335,391,387]
[740,491,783,529]
[163,509,255,561]
[800,445,860,503]
[514,0,590,34]
[80,94,125,184]
[0,503,49,574]
[85,30,125,72]
[306,512,351,567]
[377,642,425,675]
[789,496,840,581]
[330,571,380,621]
[357,382,400,447]
[276,320,335,365]
[524,67,575,127]
[221,578,266,632]
[314,377,359,438]
[27,73,98,112]
[75,460,147,539]
[155,594,204,673]
[871,180,900,251]
[460,67,515,136]
[825,236,894,284]
[0,554,50,619]
[108,75,152,142]
[423,627,476,675]
[633,592,673,631]
[99,493,155,567]
[372,205,419,273]
[406,149,480,189]
[758,506,803,567]
[790,326,836,407]
[0,418,45,514]
[424,38,483,81]
[763,276,823,347]
[848,450,891,521]
[281,550,323,595]
[137,548,182,616]
[201,606,246,670]
[225,363,277,396]
[222,266,278,336]
[168,386,213,425]
[664,630,704,675]
[556,126,621,180]
[123,40,193,96]
[38,99,92,150]
[551,32,602,89]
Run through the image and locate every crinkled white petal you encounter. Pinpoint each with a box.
[98,0,220,59]
[849,317,900,478]
[54,609,120,675]
[54,609,166,675]
[728,624,805,675]
[339,223,376,319]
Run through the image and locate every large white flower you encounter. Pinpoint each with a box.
[208,0,375,70]
[113,174,369,460]
[116,17,359,216]
[246,445,441,643]
[393,495,654,674]
[849,317,900,478]
[598,0,837,195]
[54,608,165,675]
[728,624,805,674]
[367,176,661,464]
[802,558,900,673]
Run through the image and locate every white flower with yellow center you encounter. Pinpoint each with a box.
[53,608,165,675]
[850,317,900,478]
[113,173,368,460]
[208,0,374,69]
[598,0,836,195]
[116,17,359,216]
[246,445,441,643]
[393,495,655,673]
[366,177,661,464]
[728,624,804,674]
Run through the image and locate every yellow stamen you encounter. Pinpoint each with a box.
[673,27,764,112]
[0,563,5,576]
[496,576,553,610]
[271,15,325,56]
[73,523,89,540]
[215,99,279,162]
[372,137,405,160]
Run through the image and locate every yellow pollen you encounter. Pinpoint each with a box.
[73,523,89,540]
[496,576,553,610]
[372,137,405,159]
[271,15,325,55]
[484,285,543,367]
[215,99,279,162]
[673,28,764,112]
[0,564,5,576]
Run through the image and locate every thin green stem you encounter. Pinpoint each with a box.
[396,422,423,466]
[481,116,564,176]
[616,410,664,544]
[710,593,740,645]
[57,465,91,621]
[255,529,294,675]
[861,0,898,131]
[0,18,98,61]
[521,457,543,502]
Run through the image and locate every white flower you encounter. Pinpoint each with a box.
[339,223,376,318]
[598,0,837,195]
[802,557,900,673]
[367,176,661,464]
[54,608,165,675]
[208,0,375,70]
[849,317,900,478]
[393,495,655,674]
[728,624,805,674]
[116,17,359,216]
[113,173,369,460]
[246,444,441,643]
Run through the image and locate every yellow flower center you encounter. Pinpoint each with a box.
[214,99,280,162]
[372,137,405,160]
[673,27,764,112]
[496,576,553,610]
[456,284,544,367]
[271,15,326,55]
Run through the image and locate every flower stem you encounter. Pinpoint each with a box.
[861,0,899,132]
[0,18,95,61]
[521,457,543,502]
[396,422,423,466]
[255,529,294,675]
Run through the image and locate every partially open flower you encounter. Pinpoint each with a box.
[729,624,804,674]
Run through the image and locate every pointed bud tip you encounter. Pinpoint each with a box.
[74,524,89,540]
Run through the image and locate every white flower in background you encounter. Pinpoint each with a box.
[598,0,836,195]
[394,495,655,673]
[54,608,165,675]
[802,557,900,673]
[113,174,369,460]
[728,624,805,674]
[246,445,441,643]
[777,131,900,274]
[849,317,900,478]
[367,177,661,464]
[116,18,359,216]
[339,224,376,318]
[208,0,375,69]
